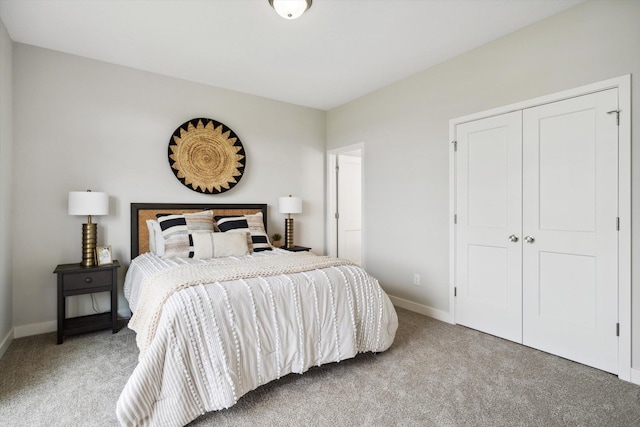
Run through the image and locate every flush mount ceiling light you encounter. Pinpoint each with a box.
[268,0,312,20]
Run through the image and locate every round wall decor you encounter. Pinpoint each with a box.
[168,118,246,194]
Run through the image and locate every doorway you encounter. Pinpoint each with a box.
[327,144,363,266]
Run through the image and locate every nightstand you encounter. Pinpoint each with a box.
[53,261,120,344]
[283,245,311,252]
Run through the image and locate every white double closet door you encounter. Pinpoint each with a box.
[455,89,619,374]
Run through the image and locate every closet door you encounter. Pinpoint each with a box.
[455,111,522,342]
[522,89,619,373]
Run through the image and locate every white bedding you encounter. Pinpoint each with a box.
[117,250,398,426]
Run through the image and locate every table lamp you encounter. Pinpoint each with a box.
[68,190,109,267]
[279,195,302,249]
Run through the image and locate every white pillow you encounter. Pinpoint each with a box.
[146,219,165,256]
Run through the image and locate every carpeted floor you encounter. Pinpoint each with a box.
[1,308,639,426]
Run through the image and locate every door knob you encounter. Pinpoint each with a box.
[508,234,519,242]
[524,236,535,244]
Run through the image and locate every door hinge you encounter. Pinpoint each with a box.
[607,110,620,126]
[335,212,340,220]
[616,217,620,231]
[616,323,620,337]
[451,140,457,151]
[454,287,457,297]
[454,214,457,224]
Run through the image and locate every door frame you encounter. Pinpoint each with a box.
[326,143,365,265]
[449,75,631,381]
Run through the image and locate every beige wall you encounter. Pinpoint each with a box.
[0,17,13,356]
[12,44,326,329]
[327,1,640,366]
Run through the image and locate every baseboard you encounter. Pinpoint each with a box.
[388,294,453,324]
[0,328,13,360]
[13,320,56,338]
[630,368,640,385]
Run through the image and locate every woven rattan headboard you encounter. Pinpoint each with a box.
[130,203,268,258]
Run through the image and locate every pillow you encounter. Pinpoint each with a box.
[146,220,157,254]
[156,210,215,239]
[215,211,272,252]
[145,220,166,256]
[163,231,250,259]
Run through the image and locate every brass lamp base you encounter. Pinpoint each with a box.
[81,222,97,267]
[284,217,295,248]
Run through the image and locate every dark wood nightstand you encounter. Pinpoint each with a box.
[283,246,311,252]
[53,261,120,344]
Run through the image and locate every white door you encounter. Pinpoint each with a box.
[455,111,523,343]
[337,152,362,265]
[522,89,619,373]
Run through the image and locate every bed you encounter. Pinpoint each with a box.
[116,203,398,426]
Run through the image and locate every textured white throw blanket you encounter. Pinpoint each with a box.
[128,252,354,357]
[118,252,397,427]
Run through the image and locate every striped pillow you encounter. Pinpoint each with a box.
[215,212,272,252]
[156,210,215,239]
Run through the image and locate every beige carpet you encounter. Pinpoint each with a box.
[1,308,639,426]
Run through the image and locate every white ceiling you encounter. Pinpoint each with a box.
[0,0,583,110]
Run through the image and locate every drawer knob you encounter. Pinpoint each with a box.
[84,277,92,283]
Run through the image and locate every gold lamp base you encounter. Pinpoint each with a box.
[81,222,97,267]
[284,217,295,248]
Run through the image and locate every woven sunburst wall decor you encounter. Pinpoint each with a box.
[168,118,246,194]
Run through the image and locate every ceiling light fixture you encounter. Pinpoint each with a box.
[268,0,312,20]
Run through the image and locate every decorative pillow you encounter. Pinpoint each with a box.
[146,219,157,254]
[156,210,215,239]
[163,231,250,259]
[146,219,167,256]
[215,211,272,252]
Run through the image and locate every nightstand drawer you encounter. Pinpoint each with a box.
[62,270,112,291]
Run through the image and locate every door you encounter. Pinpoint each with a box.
[455,111,523,343]
[522,89,619,373]
[337,152,362,265]
[455,89,619,374]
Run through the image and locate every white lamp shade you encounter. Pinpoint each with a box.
[270,0,311,20]
[68,191,109,216]
[279,196,302,214]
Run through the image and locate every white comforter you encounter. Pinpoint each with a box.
[117,250,398,426]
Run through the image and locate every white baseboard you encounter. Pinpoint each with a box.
[388,294,453,324]
[13,320,56,338]
[0,328,13,360]
[630,368,640,385]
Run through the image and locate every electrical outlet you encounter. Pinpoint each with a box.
[413,273,421,286]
